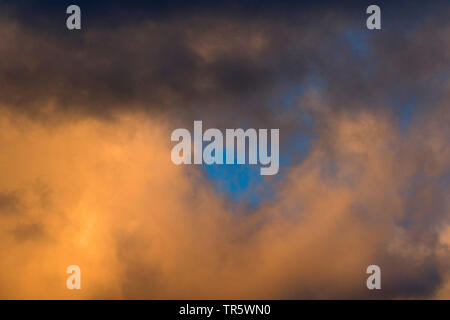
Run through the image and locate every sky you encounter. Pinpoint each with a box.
[0,0,449,299]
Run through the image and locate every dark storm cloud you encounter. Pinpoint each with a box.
[0,0,447,126]
[0,5,329,122]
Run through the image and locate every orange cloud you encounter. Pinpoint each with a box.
[0,103,448,299]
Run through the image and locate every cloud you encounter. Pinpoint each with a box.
[0,1,446,125]
[0,0,448,299]
[0,191,22,215]
[0,101,447,298]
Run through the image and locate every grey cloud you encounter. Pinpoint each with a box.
[0,191,22,215]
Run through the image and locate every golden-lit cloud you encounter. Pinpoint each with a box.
[0,102,448,299]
